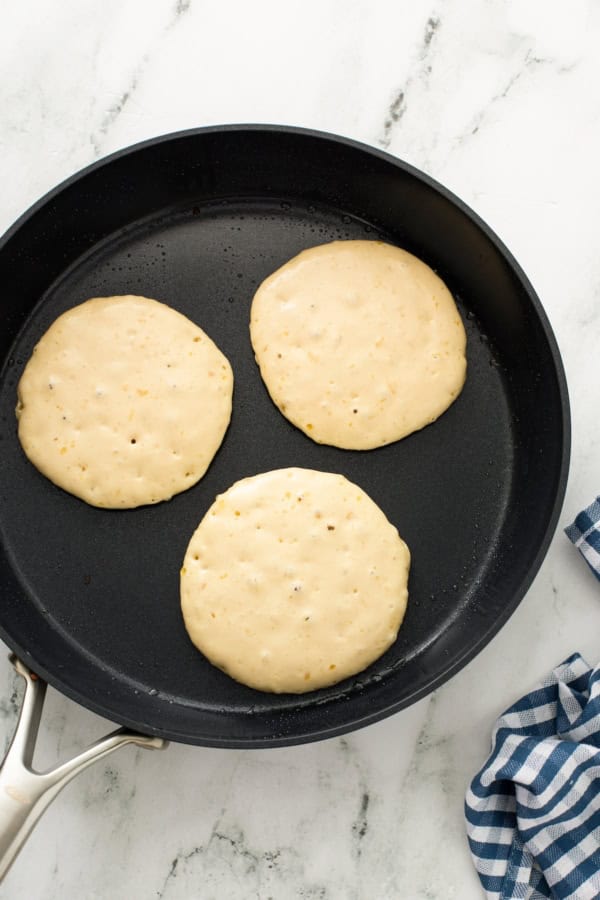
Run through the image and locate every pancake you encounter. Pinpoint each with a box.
[180,467,410,693]
[16,294,233,508]
[250,240,466,450]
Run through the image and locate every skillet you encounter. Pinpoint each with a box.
[0,125,569,868]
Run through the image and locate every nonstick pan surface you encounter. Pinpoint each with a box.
[0,126,569,747]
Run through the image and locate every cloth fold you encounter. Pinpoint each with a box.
[565,496,600,582]
[466,654,600,899]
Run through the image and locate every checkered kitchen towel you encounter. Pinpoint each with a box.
[565,497,600,582]
[465,501,600,898]
[466,654,600,899]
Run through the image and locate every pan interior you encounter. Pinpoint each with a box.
[0,202,509,703]
[0,130,567,747]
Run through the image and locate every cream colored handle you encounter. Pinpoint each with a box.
[0,655,167,882]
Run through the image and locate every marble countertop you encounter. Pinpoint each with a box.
[2,1,600,897]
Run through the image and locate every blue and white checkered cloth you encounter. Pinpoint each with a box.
[465,499,600,898]
[466,654,600,899]
[565,497,600,583]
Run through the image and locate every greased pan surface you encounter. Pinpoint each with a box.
[0,126,569,747]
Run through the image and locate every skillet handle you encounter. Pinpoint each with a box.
[0,655,167,883]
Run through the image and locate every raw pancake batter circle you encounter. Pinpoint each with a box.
[180,467,411,693]
[250,240,467,450]
[16,295,233,508]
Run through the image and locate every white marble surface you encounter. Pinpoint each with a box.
[1,1,600,897]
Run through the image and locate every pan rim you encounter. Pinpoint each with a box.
[0,124,571,747]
